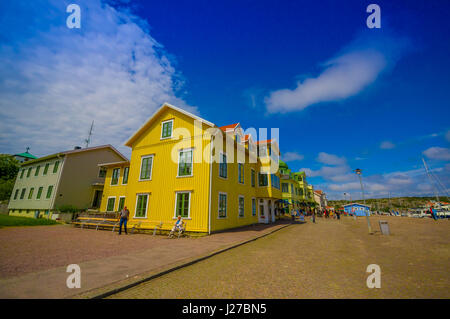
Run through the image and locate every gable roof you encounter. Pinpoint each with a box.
[14,152,37,159]
[125,102,215,147]
[219,123,240,132]
[21,144,128,166]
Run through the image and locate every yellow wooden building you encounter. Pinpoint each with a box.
[99,103,282,234]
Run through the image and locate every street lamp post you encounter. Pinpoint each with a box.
[355,168,372,234]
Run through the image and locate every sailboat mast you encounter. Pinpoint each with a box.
[422,157,440,203]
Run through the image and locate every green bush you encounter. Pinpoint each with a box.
[0,214,58,227]
[57,205,80,213]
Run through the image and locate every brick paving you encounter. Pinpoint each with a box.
[109,215,450,299]
[0,220,290,298]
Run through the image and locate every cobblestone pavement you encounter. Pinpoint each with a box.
[109,216,450,299]
[0,221,290,298]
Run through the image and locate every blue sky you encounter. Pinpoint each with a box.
[1,0,449,199]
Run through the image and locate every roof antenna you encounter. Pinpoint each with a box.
[84,120,94,148]
[26,147,30,153]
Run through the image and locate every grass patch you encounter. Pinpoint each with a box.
[0,214,59,227]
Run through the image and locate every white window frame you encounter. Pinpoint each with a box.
[35,186,44,201]
[218,152,228,180]
[118,196,126,211]
[110,167,121,186]
[106,196,116,212]
[177,148,194,178]
[122,167,129,185]
[218,192,228,219]
[134,193,149,219]
[251,168,256,187]
[160,119,174,140]
[139,155,154,181]
[173,191,192,219]
[252,197,256,216]
[238,162,244,184]
[238,195,245,218]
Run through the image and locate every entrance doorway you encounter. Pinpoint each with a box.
[92,190,103,209]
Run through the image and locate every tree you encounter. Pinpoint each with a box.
[0,155,20,201]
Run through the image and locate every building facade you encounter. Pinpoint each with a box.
[99,103,283,234]
[8,145,127,219]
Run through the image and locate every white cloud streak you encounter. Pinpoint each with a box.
[0,0,194,158]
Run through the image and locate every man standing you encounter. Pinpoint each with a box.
[118,206,130,235]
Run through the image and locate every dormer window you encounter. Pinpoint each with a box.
[161,119,173,139]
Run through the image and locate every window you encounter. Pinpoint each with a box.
[135,194,149,218]
[218,193,227,218]
[46,185,53,199]
[175,192,191,218]
[43,163,50,175]
[251,169,255,187]
[20,169,25,179]
[219,153,227,178]
[13,189,19,200]
[98,168,107,178]
[161,119,173,139]
[111,168,120,185]
[122,167,129,184]
[291,184,294,194]
[271,174,280,189]
[178,149,193,177]
[118,197,126,211]
[27,167,32,178]
[28,188,34,199]
[37,187,43,200]
[35,165,40,176]
[238,196,244,217]
[282,183,289,193]
[299,188,304,196]
[252,198,256,216]
[53,161,59,173]
[20,188,26,199]
[106,197,116,212]
[140,155,153,180]
[258,173,268,186]
[238,163,244,184]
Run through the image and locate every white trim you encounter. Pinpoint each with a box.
[110,167,121,186]
[173,191,192,219]
[238,195,245,218]
[134,193,150,219]
[160,119,174,140]
[176,148,194,178]
[118,196,126,210]
[125,102,215,146]
[35,185,43,200]
[106,196,116,212]
[238,162,244,184]
[218,192,228,219]
[121,166,129,185]
[138,155,154,181]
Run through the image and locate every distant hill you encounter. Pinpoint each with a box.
[328,196,450,212]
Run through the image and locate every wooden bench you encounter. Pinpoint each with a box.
[131,221,164,235]
[72,215,119,232]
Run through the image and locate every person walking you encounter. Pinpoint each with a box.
[336,210,341,220]
[291,208,296,221]
[312,209,316,223]
[118,206,130,235]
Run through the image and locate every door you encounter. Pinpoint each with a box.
[258,200,267,224]
[92,190,103,209]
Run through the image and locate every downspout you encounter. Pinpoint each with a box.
[208,135,214,235]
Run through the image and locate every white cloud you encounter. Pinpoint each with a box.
[317,152,347,165]
[282,152,304,162]
[264,32,410,113]
[0,0,194,158]
[380,141,395,149]
[423,147,450,161]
